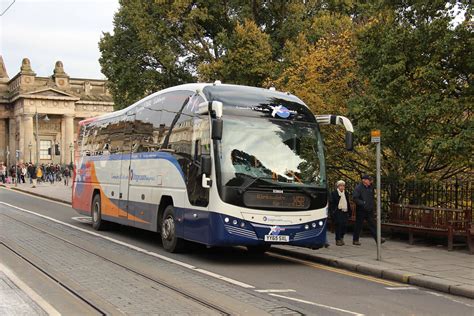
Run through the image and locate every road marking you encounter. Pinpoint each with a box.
[0,202,255,289]
[426,291,474,308]
[71,216,92,223]
[0,262,61,316]
[255,289,296,293]
[269,293,365,316]
[385,287,417,290]
[267,252,402,287]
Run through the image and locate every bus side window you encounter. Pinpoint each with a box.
[134,97,163,153]
[159,90,196,151]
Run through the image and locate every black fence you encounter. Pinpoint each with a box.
[336,179,473,221]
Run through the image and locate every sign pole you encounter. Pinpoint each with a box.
[371,130,382,261]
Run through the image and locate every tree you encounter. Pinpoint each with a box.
[349,1,473,182]
[198,19,274,86]
[99,0,329,109]
[274,14,363,181]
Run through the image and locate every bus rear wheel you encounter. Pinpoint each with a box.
[91,194,108,231]
[161,206,185,253]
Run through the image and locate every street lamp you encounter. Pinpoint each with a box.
[28,142,32,163]
[69,142,73,166]
[35,105,49,166]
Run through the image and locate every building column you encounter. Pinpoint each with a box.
[16,116,24,163]
[0,119,6,163]
[63,114,74,164]
[8,117,16,165]
[23,114,34,163]
[60,118,66,164]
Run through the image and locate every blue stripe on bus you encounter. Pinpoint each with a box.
[80,151,185,179]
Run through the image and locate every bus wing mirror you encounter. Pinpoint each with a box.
[200,155,212,188]
[345,131,353,151]
[200,155,212,176]
[198,101,223,118]
[315,115,354,151]
[212,119,223,140]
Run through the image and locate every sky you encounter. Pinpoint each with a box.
[0,0,119,79]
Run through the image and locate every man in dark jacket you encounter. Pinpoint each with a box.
[329,180,352,246]
[29,164,37,188]
[352,175,385,245]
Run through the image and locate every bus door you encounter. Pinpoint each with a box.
[118,115,134,220]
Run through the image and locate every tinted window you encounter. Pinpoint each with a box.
[203,85,315,122]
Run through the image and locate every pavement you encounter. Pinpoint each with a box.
[2,181,473,300]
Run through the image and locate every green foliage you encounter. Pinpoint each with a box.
[350,1,473,181]
[198,19,274,86]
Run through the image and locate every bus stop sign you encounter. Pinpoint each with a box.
[371,130,381,143]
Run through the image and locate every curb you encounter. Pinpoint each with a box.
[0,184,71,205]
[270,246,474,299]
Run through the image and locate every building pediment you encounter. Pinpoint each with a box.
[24,88,78,99]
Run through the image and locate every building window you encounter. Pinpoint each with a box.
[40,140,52,160]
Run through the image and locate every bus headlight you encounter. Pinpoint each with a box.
[224,217,229,223]
[312,222,317,228]
[232,219,238,225]
[319,221,324,226]
[304,224,309,230]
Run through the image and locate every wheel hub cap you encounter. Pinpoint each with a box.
[162,217,175,241]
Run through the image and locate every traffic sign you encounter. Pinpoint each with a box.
[371,130,381,143]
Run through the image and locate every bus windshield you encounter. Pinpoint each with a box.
[218,116,326,190]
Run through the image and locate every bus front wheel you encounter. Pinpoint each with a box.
[161,206,185,253]
[91,194,108,231]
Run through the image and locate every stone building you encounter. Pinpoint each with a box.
[0,56,114,165]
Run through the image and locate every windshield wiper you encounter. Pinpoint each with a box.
[237,176,275,195]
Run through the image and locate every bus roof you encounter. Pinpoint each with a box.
[79,83,308,125]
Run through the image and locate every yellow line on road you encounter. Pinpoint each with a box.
[267,252,402,287]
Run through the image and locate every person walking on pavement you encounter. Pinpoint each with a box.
[329,180,352,246]
[31,164,37,188]
[20,164,27,183]
[0,162,5,184]
[63,167,71,186]
[36,165,43,184]
[27,163,35,184]
[352,175,385,245]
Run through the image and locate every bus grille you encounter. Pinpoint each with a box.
[224,225,258,240]
[293,228,324,241]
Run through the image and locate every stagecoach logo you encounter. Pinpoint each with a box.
[269,225,285,236]
[270,105,291,119]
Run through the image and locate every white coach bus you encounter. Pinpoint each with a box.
[72,83,353,253]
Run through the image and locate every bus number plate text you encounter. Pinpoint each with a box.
[264,235,289,242]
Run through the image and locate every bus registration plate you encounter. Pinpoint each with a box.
[264,235,289,242]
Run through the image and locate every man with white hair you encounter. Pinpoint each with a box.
[329,180,352,246]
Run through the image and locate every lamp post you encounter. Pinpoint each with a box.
[28,142,32,163]
[35,105,49,166]
[69,143,73,166]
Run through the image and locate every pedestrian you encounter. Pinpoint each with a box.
[63,167,70,186]
[0,162,5,184]
[352,175,385,245]
[27,163,35,184]
[21,164,27,183]
[329,180,352,246]
[36,165,43,184]
[31,164,37,188]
